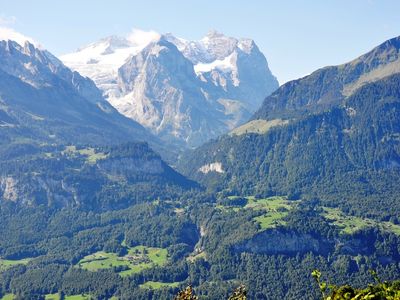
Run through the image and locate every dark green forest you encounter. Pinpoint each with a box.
[0,187,400,299]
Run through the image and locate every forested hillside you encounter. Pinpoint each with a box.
[1,193,400,299]
[0,142,197,210]
[179,72,400,220]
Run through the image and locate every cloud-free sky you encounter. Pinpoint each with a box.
[1,0,400,84]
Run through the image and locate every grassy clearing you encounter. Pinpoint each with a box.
[62,145,107,164]
[140,281,181,289]
[247,196,293,230]
[1,294,15,300]
[45,294,60,300]
[230,119,289,136]
[254,212,288,230]
[77,245,168,277]
[218,196,296,231]
[0,258,31,272]
[77,148,107,164]
[245,196,292,211]
[322,207,400,235]
[65,295,92,300]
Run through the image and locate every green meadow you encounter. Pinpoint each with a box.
[0,258,31,272]
[139,281,181,289]
[77,245,168,277]
[64,295,92,300]
[218,196,296,230]
[322,207,400,235]
[247,196,293,230]
[45,294,60,300]
[62,145,108,164]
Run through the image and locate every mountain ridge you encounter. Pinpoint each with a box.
[0,39,163,150]
[62,30,278,147]
[253,35,400,121]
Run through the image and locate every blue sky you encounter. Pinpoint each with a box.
[1,0,400,84]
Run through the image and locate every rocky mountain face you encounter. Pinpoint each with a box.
[234,228,381,257]
[61,30,278,147]
[115,38,227,147]
[0,40,104,105]
[234,230,331,255]
[178,36,400,220]
[166,30,278,112]
[0,39,159,148]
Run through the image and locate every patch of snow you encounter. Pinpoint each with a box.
[194,53,235,74]
[61,29,161,95]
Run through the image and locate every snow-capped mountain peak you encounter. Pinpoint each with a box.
[0,38,110,108]
[194,53,236,75]
[61,29,162,98]
[65,29,161,66]
[62,30,279,147]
